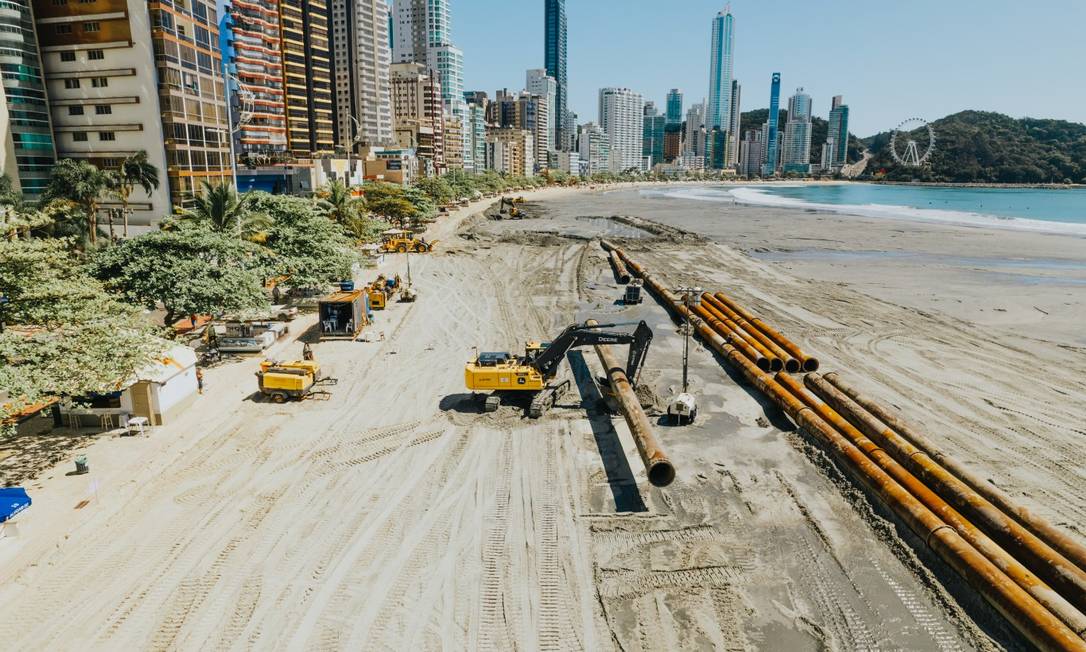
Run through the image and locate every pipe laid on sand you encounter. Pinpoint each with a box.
[782,373,1086,638]
[820,371,1086,605]
[695,298,782,371]
[609,250,631,284]
[599,241,1086,650]
[691,302,775,372]
[586,319,675,487]
[702,293,799,372]
[713,291,820,372]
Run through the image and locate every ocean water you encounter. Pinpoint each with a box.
[640,183,1086,235]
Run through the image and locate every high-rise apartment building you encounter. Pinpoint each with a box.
[461,95,486,173]
[544,0,566,150]
[683,100,706,169]
[0,0,55,197]
[526,68,557,158]
[762,72,781,176]
[35,0,173,225]
[706,6,734,130]
[224,0,289,165]
[329,0,392,149]
[392,0,462,114]
[577,121,609,176]
[665,89,683,127]
[642,102,664,169]
[443,115,462,170]
[825,94,849,170]
[598,87,642,172]
[485,126,532,176]
[279,0,334,158]
[781,87,812,173]
[739,128,763,177]
[726,79,741,167]
[389,61,444,176]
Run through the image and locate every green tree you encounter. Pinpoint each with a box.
[179,181,271,241]
[42,159,113,246]
[414,176,455,206]
[0,238,162,422]
[363,183,420,229]
[112,151,160,239]
[89,226,268,326]
[314,180,383,240]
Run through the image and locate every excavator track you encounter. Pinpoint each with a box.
[529,379,571,419]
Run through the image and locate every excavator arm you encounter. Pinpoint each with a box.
[530,321,653,384]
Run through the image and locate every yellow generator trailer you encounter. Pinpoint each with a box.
[256,360,330,403]
[465,320,652,418]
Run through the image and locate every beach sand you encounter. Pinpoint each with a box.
[0,183,1081,650]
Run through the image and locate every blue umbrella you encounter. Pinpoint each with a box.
[0,487,31,522]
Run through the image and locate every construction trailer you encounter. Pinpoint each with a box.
[318,290,371,340]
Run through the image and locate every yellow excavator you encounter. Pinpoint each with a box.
[497,197,521,218]
[465,320,652,417]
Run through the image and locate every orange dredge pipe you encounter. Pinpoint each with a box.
[819,371,1086,605]
[609,250,631,284]
[713,291,820,372]
[702,293,799,372]
[694,299,781,371]
[598,239,1086,650]
[586,320,675,487]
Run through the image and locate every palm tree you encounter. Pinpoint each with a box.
[181,181,270,241]
[113,151,160,238]
[318,179,363,226]
[43,159,112,245]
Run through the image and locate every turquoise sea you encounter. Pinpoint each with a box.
[644,183,1086,234]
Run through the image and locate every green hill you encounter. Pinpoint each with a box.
[862,111,1086,183]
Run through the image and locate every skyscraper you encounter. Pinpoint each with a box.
[392,0,463,114]
[389,62,445,175]
[781,87,812,173]
[642,102,665,169]
[761,72,781,176]
[0,0,54,198]
[706,6,734,130]
[544,0,567,150]
[826,95,849,170]
[280,0,335,158]
[526,69,557,158]
[726,80,741,167]
[330,0,393,147]
[598,87,642,172]
[683,100,706,169]
[665,89,683,127]
[577,122,609,175]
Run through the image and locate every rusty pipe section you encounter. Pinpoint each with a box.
[586,319,675,487]
[782,373,1086,637]
[713,291,820,372]
[609,250,631,284]
[691,302,774,372]
[702,293,799,372]
[820,372,1086,597]
[805,372,1086,620]
[598,240,1086,650]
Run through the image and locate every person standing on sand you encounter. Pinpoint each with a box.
[196,368,204,394]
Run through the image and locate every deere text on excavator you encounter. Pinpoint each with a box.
[465,320,652,417]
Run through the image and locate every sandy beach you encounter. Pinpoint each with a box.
[0,182,1083,650]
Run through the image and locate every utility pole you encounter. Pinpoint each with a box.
[669,286,702,424]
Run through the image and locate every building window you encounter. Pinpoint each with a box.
[55,24,72,34]
[83,22,100,32]
[88,49,104,60]
[95,105,111,115]
[60,51,76,62]
[64,79,80,89]
[73,132,88,141]
[92,77,108,87]
[68,105,84,115]
[98,131,115,141]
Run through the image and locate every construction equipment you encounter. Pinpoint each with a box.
[465,320,653,418]
[256,359,337,403]
[667,288,700,425]
[318,290,370,340]
[366,274,402,310]
[496,197,522,218]
[379,228,436,254]
[623,279,644,305]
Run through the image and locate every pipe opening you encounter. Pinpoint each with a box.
[803,358,820,372]
[756,358,771,372]
[785,358,801,373]
[769,358,783,372]
[648,461,676,487]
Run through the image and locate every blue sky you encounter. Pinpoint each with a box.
[453,0,1086,136]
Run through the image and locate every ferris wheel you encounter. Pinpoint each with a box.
[890,118,936,167]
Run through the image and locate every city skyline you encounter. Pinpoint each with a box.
[455,0,1086,137]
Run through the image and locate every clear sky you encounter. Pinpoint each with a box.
[453,0,1086,136]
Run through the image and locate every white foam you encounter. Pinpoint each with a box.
[639,185,1086,236]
